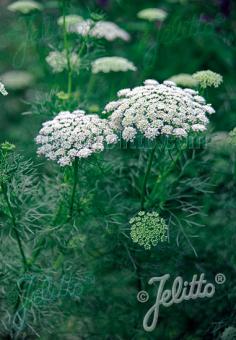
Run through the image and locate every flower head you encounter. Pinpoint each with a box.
[46,50,80,73]
[168,73,198,88]
[137,8,168,22]
[103,79,215,142]
[70,20,130,41]
[0,71,34,90]
[130,211,168,250]
[192,70,223,88]
[57,15,83,29]
[7,0,42,14]
[0,82,8,96]
[1,142,16,153]
[35,110,118,166]
[92,57,136,74]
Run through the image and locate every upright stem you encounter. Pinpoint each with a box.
[68,158,79,220]
[1,183,28,272]
[140,141,158,210]
[134,141,158,300]
[62,0,72,97]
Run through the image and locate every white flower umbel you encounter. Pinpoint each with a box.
[137,8,168,22]
[103,79,215,142]
[0,82,8,96]
[168,73,198,88]
[46,50,80,73]
[70,20,130,41]
[57,15,83,28]
[36,110,118,166]
[192,70,223,89]
[7,0,42,14]
[0,71,34,90]
[92,57,137,74]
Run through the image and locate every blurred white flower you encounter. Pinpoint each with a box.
[46,50,80,73]
[103,79,214,141]
[70,20,130,41]
[57,15,83,29]
[7,0,42,14]
[208,132,232,155]
[192,70,223,89]
[0,82,8,96]
[36,110,118,166]
[92,57,137,74]
[0,71,34,90]
[137,8,168,22]
[168,73,198,88]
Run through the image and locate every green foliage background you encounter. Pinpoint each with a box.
[0,0,236,339]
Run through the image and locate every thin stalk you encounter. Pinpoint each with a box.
[1,183,28,271]
[133,141,158,300]
[140,141,158,210]
[68,158,79,220]
[146,146,183,209]
[1,183,29,337]
[31,159,79,263]
[62,0,72,97]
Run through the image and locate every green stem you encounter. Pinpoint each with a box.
[147,146,183,209]
[134,141,158,296]
[1,183,28,272]
[62,0,72,97]
[68,158,79,220]
[140,141,158,210]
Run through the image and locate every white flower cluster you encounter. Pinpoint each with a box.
[0,71,34,90]
[36,110,118,166]
[46,51,80,73]
[130,211,168,250]
[103,79,215,141]
[192,70,223,89]
[70,20,130,41]
[0,82,8,96]
[137,8,168,22]
[168,73,198,88]
[92,57,137,74]
[57,15,83,28]
[7,0,42,14]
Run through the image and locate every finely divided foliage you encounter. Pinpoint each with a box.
[103,79,215,141]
